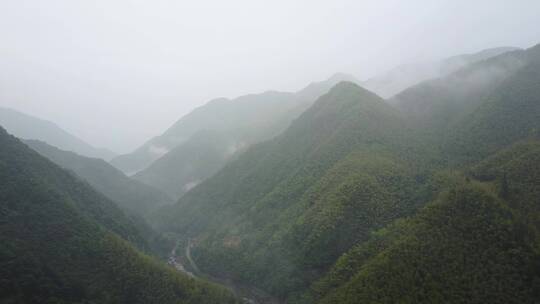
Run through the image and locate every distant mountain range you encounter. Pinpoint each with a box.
[2,42,538,304]
[25,139,172,216]
[116,47,520,200]
[150,43,540,303]
[0,107,116,160]
[362,46,520,98]
[114,73,359,198]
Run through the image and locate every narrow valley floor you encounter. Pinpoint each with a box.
[168,238,280,304]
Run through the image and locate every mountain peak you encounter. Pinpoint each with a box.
[0,107,116,160]
[526,43,540,62]
[362,46,521,98]
[327,72,358,83]
[296,73,360,101]
[327,81,383,101]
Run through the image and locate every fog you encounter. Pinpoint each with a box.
[0,0,539,153]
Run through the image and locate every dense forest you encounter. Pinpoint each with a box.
[115,73,357,198]
[2,32,539,304]
[0,127,238,303]
[149,44,540,303]
[24,139,172,216]
[0,107,116,160]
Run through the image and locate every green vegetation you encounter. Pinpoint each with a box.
[25,139,172,216]
[4,42,539,303]
[313,178,539,304]
[0,106,115,160]
[308,139,540,303]
[363,46,519,99]
[154,82,437,298]
[133,130,239,199]
[152,44,540,303]
[0,127,238,303]
[447,61,540,162]
[113,74,358,198]
[392,48,527,132]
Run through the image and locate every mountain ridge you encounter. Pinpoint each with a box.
[24,139,173,216]
[122,74,360,199]
[362,46,520,99]
[149,43,540,303]
[0,126,238,303]
[0,106,116,160]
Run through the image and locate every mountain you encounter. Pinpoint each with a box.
[151,44,540,303]
[311,171,539,304]
[133,130,239,198]
[446,47,540,161]
[390,44,540,162]
[0,126,237,304]
[362,46,520,98]
[308,138,540,304]
[118,73,358,198]
[0,107,116,160]
[392,48,527,128]
[24,139,172,216]
[308,44,540,303]
[152,82,436,298]
[112,73,358,176]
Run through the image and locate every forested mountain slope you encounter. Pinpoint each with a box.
[0,106,116,160]
[392,44,540,162]
[308,139,540,304]
[112,74,357,180]
[312,174,539,304]
[133,130,240,198]
[391,48,528,131]
[362,46,519,98]
[153,82,437,297]
[25,139,172,216]
[152,44,540,303]
[0,127,237,304]
[111,91,297,175]
[447,54,540,162]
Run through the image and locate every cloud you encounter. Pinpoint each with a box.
[183,180,200,192]
[148,145,169,157]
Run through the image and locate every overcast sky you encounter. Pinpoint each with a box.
[1,0,539,153]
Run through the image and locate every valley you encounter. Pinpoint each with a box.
[149,44,540,303]
[168,237,280,304]
[1,5,539,302]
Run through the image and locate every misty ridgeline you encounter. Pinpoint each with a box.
[1,2,540,304]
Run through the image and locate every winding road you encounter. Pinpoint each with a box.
[184,238,200,274]
[167,240,194,278]
[168,238,279,304]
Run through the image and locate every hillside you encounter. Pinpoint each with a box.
[111,73,358,179]
[388,44,540,164]
[362,46,519,98]
[25,139,172,216]
[133,130,238,198]
[311,175,539,304]
[0,126,237,304]
[447,49,540,162]
[153,82,438,298]
[391,48,528,131]
[151,44,540,302]
[0,107,116,160]
[2,2,539,303]
[308,140,540,303]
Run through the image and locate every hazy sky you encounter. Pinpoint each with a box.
[1,0,539,153]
